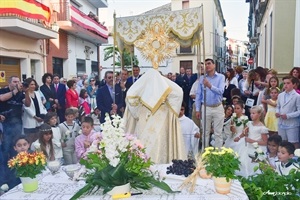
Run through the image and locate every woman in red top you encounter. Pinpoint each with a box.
[66,80,79,108]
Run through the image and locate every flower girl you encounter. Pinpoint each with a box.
[224,101,248,149]
[44,112,63,164]
[264,87,279,136]
[236,105,269,177]
[222,105,234,143]
[31,124,55,161]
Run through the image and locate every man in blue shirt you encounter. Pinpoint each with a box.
[195,59,225,148]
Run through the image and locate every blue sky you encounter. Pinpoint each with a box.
[100,0,248,41]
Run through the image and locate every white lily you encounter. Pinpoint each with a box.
[252,142,259,148]
[33,142,40,150]
[0,184,9,191]
[241,116,248,120]
[65,130,71,136]
[256,147,263,154]
[294,149,300,157]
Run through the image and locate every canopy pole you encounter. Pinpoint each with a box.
[201,4,207,152]
[112,11,116,104]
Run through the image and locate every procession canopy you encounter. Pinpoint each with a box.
[115,6,203,55]
[120,7,203,163]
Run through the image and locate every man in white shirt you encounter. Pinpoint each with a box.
[190,62,204,129]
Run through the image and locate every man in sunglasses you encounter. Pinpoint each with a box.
[96,71,124,123]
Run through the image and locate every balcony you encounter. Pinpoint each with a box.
[0,1,58,39]
[87,0,108,8]
[55,2,108,45]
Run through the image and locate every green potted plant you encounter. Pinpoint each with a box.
[8,151,47,192]
[202,147,241,194]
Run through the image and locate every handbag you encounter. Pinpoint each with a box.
[245,98,255,107]
[245,80,255,107]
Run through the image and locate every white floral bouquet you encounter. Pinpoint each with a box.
[70,114,175,199]
[232,113,249,127]
[249,142,268,163]
[63,130,71,143]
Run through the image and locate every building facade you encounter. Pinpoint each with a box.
[226,39,248,69]
[171,0,226,73]
[246,0,297,73]
[294,0,300,67]
[99,0,226,77]
[0,0,58,87]
[50,0,108,79]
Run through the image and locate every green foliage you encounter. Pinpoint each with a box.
[103,46,139,68]
[202,147,241,181]
[239,162,300,200]
[70,152,175,200]
[232,114,249,127]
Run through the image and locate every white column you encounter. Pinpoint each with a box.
[35,60,43,86]
[20,58,31,81]
[294,0,300,66]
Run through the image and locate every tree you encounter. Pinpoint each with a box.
[103,46,139,69]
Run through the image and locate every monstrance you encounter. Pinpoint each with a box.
[134,22,179,69]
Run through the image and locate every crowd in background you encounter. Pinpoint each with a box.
[0,63,299,190]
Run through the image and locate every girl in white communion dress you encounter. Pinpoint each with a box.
[233,105,268,177]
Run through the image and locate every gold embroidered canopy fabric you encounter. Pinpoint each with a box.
[115,6,203,47]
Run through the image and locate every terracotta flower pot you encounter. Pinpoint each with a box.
[212,177,232,194]
[199,169,212,179]
[20,177,38,192]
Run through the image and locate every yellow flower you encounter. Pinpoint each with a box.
[212,152,219,155]
[202,152,209,158]
[219,150,226,155]
[21,157,28,164]
[8,159,17,168]
[225,148,234,153]
[28,159,35,165]
[205,147,214,151]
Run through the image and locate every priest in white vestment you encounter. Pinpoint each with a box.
[123,69,186,164]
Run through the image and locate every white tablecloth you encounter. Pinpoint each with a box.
[0,165,249,200]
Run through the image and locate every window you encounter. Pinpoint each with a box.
[179,46,193,54]
[264,24,267,68]
[53,58,63,77]
[91,61,98,76]
[76,59,86,76]
[182,1,189,9]
[179,60,193,73]
[70,0,82,9]
[1,58,19,65]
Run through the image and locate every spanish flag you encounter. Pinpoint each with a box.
[0,0,51,22]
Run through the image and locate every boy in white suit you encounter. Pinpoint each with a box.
[276,76,300,148]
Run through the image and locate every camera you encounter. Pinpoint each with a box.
[22,82,29,88]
